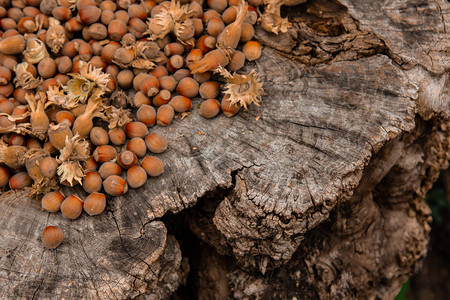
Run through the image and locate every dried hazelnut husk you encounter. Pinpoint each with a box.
[215,66,264,110]
[45,18,68,53]
[25,149,48,182]
[23,37,49,64]
[71,90,105,138]
[56,134,90,186]
[0,140,28,170]
[188,48,229,73]
[217,0,247,49]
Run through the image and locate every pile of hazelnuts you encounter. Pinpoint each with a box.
[0,0,264,250]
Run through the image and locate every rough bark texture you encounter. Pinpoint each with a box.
[0,0,449,298]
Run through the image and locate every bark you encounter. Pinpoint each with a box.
[0,0,449,298]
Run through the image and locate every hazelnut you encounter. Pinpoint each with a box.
[82,171,102,193]
[83,192,106,216]
[60,194,83,220]
[42,191,65,212]
[103,175,128,196]
[145,133,167,153]
[126,137,147,157]
[156,104,174,126]
[126,165,147,189]
[141,156,164,177]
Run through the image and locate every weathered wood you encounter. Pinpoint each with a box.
[0,190,187,298]
[0,0,449,298]
[189,117,449,299]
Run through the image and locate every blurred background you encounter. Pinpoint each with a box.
[396,168,450,300]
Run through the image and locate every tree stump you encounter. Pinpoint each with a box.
[0,0,448,298]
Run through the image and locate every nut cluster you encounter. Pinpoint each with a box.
[0,0,268,249]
